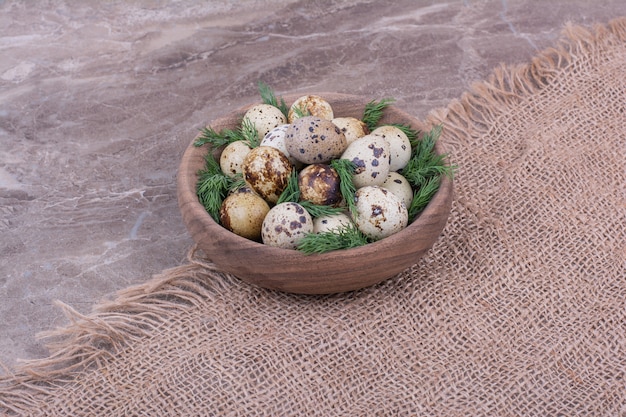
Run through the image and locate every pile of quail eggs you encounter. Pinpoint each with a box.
[216,95,415,250]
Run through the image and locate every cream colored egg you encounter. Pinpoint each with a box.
[261,202,313,249]
[243,103,288,141]
[260,124,296,165]
[219,188,270,241]
[313,213,353,234]
[340,134,390,188]
[370,125,412,171]
[331,117,369,145]
[380,172,414,208]
[353,185,408,240]
[288,95,334,123]
[242,146,292,204]
[219,140,252,178]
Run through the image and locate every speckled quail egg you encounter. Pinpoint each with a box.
[313,212,353,234]
[331,117,369,145]
[219,140,252,178]
[243,103,288,141]
[285,116,347,164]
[298,163,342,206]
[370,125,412,172]
[261,202,313,249]
[340,134,390,188]
[380,172,414,208]
[242,146,292,204]
[288,95,334,123]
[260,124,301,168]
[353,185,408,240]
[219,187,270,241]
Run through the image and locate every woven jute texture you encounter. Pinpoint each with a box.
[1,18,625,416]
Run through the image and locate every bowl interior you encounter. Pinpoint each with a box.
[177,93,453,294]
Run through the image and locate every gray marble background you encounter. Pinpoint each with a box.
[1,0,624,371]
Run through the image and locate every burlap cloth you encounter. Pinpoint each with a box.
[1,19,625,416]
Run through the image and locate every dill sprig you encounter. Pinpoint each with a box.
[407,176,442,220]
[196,153,232,222]
[276,170,300,205]
[330,159,358,218]
[402,125,455,187]
[401,125,456,220]
[362,98,395,131]
[299,201,345,218]
[297,224,369,255]
[194,117,259,148]
[194,125,242,148]
[240,117,260,148]
[291,105,310,119]
[258,81,290,119]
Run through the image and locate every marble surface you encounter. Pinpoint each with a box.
[1,0,624,371]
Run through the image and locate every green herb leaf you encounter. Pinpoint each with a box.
[240,117,260,148]
[362,98,395,131]
[407,175,441,220]
[299,201,345,218]
[196,154,230,222]
[276,169,300,205]
[258,81,290,119]
[330,159,358,218]
[401,124,456,221]
[194,126,242,148]
[291,105,310,119]
[297,224,369,255]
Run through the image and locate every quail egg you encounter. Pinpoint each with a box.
[298,163,342,206]
[260,124,301,167]
[261,202,313,249]
[353,185,408,240]
[313,212,353,234]
[242,146,292,204]
[219,187,270,241]
[380,172,414,208]
[288,95,334,123]
[219,140,252,178]
[370,125,412,172]
[243,103,288,141]
[331,117,369,145]
[285,116,347,165]
[340,134,390,188]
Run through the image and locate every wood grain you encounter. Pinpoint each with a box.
[177,93,453,294]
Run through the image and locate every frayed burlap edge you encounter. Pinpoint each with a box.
[1,16,625,414]
[426,18,626,132]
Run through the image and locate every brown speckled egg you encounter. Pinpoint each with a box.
[242,146,293,204]
[340,134,390,188]
[331,117,369,145]
[243,103,288,140]
[219,140,252,178]
[288,95,334,123]
[219,188,270,241]
[353,186,408,240]
[298,163,342,206]
[370,125,412,171]
[285,116,347,164]
[261,202,313,249]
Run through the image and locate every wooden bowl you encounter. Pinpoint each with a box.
[177,93,453,294]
